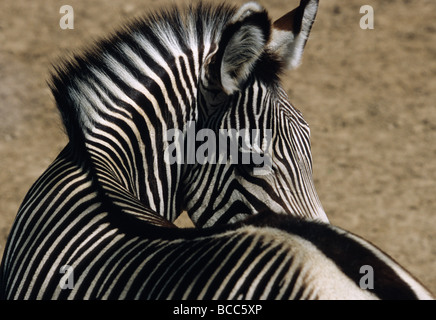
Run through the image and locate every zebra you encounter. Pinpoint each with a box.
[0,0,432,299]
[49,0,329,227]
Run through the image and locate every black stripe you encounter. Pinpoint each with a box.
[249,213,420,300]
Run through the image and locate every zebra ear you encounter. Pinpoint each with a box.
[207,2,270,95]
[267,0,319,70]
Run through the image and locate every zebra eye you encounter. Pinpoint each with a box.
[236,149,267,176]
[235,162,253,176]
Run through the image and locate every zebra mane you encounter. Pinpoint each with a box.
[48,2,283,147]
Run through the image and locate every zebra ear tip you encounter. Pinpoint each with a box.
[267,0,319,70]
[230,1,264,22]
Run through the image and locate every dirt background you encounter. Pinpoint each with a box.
[1,0,435,296]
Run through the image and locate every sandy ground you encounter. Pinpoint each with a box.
[1,0,435,296]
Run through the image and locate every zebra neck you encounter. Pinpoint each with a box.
[52,53,199,224]
[85,145,177,228]
[49,4,235,223]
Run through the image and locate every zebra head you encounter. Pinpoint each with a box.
[184,0,329,226]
